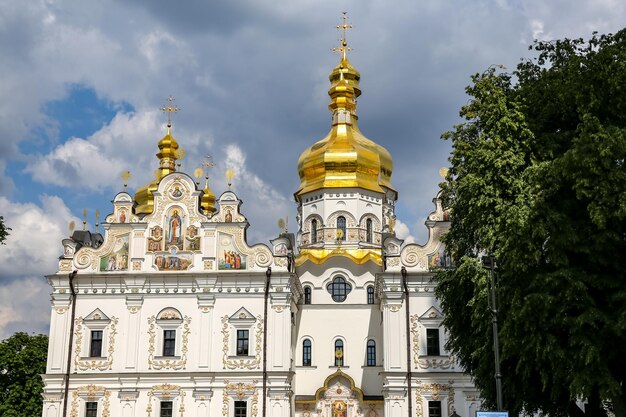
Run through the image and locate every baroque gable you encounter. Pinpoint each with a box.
[64,172,274,274]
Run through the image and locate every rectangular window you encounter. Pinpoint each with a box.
[163,330,176,357]
[160,401,173,417]
[89,330,103,357]
[366,343,376,366]
[303,342,312,366]
[234,400,247,417]
[428,401,442,417]
[85,402,98,417]
[426,328,440,356]
[237,330,249,356]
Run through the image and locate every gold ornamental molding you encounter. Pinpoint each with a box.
[146,384,185,417]
[415,383,455,417]
[70,385,110,417]
[73,317,118,371]
[147,315,192,370]
[221,315,264,369]
[222,381,259,417]
[410,315,419,364]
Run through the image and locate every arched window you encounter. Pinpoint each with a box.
[334,339,344,366]
[366,218,373,243]
[311,219,317,244]
[304,286,312,305]
[367,340,376,366]
[337,216,346,241]
[327,276,352,302]
[367,286,375,305]
[303,339,312,366]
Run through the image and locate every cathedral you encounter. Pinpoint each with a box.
[40,19,481,417]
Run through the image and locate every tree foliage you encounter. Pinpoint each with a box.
[0,216,10,245]
[436,30,626,417]
[0,333,48,417]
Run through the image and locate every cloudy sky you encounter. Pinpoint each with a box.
[0,0,624,339]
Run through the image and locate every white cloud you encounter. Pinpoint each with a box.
[0,195,79,339]
[394,219,416,245]
[0,277,50,339]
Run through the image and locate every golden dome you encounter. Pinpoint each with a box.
[295,53,395,198]
[201,177,217,214]
[134,126,179,216]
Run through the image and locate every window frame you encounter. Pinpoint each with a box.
[366,286,375,305]
[155,308,184,359]
[334,339,344,367]
[237,329,250,356]
[426,328,441,356]
[162,329,177,357]
[337,216,346,241]
[234,400,247,417]
[366,218,373,243]
[89,330,103,358]
[327,276,352,303]
[302,338,312,366]
[160,400,174,417]
[428,401,442,417]
[304,286,312,305]
[311,219,317,244]
[85,401,98,417]
[366,339,376,366]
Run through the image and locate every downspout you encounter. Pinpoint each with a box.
[62,270,78,417]
[263,267,271,417]
[401,267,413,417]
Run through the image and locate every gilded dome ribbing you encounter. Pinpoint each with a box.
[295,53,395,198]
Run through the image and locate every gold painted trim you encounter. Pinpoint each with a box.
[295,248,382,267]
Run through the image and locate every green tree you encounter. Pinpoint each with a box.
[0,216,10,244]
[436,30,626,417]
[0,333,48,417]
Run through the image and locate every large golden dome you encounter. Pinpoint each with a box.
[295,52,395,198]
[134,125,180,216]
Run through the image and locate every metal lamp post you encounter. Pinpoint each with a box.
[482,255,503,411]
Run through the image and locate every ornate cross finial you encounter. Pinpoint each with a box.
[226,168,235,189]
[121,170,131,192]
[332,12,352,58]
[202,155,215,174]
[160,96,180,128]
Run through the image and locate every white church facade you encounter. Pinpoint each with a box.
[40,23,482,417]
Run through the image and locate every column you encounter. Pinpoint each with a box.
[197,294,215,369]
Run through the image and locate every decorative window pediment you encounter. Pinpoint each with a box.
[84,309,110,324]
[419,306,444,324]
[157,307,183,323]
[229,307,256,324]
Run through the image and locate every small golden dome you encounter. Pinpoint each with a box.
[134,126,179,216]
[295,54,395,198]
[201,177,217,214]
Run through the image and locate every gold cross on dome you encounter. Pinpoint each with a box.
[160,96,180,127]
[332,12,353,57]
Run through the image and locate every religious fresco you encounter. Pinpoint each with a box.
[118,208,128,223]
[99,235,129,272]
[147,226,163,252]
[185,225,201,251]
[154,248,193,271]
[428,244,453,269]
[169,184,184,199]
[218,234,246,270]
[333,401,347,417]
[165,206,184,250]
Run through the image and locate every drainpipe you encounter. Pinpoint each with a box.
[263,267,271,417]
[401,267,413,417]
[62,270,78,417]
